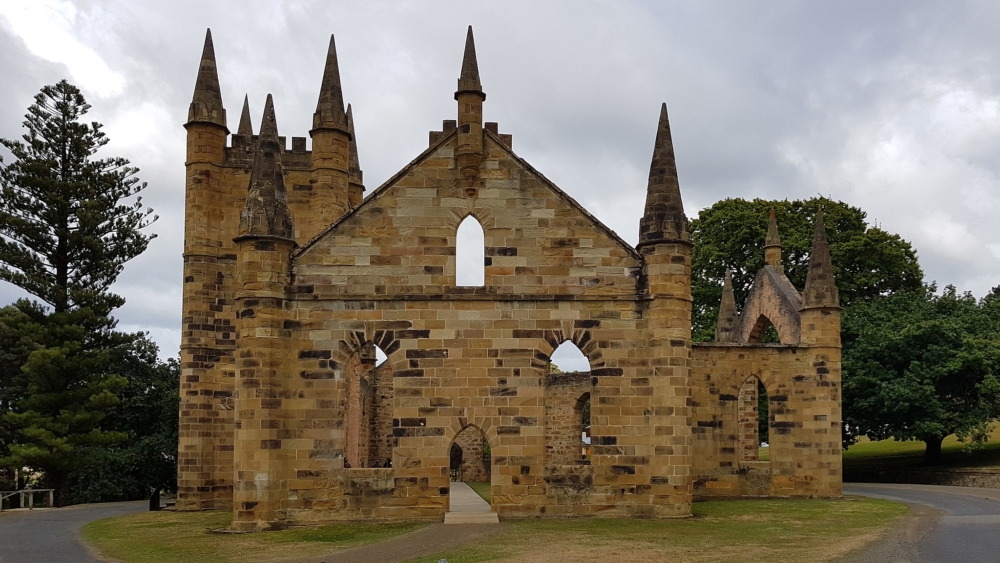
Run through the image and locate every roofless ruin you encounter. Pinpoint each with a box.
[178,27,842,531]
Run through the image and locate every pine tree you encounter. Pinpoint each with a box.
[0,80,157,503]
[0,80,156,315]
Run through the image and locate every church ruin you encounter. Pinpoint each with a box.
[177,27,843,531]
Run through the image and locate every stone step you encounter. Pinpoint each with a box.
[444,511,500,524]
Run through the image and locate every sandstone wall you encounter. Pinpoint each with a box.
[690,343,842,499]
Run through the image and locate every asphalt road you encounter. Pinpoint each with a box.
[844,483,1000,563]
[0,501,145,563]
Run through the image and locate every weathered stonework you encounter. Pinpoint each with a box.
[177,26,842,530]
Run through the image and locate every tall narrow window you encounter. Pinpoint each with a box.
[456,216,485,286]
[549,341,590,373]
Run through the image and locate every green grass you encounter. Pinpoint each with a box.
[467,481,491,503]
[407,497,907,563]
[82,511,424,563]
[843,424,1000,471]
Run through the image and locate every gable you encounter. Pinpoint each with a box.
[292,131,641,299]
[736,266,803,344]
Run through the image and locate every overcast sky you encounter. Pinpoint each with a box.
[1,1,999,363]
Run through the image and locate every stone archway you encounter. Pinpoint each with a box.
[445,424,497,523]
[450,425,490,483]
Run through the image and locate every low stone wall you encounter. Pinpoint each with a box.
[845,467,1000,488]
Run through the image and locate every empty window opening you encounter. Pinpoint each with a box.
[549,341,590,373]
[737,376,770,463]
[748,315,782,344]
[577,393,591,460]
[456,216,485,286]
[347,343,393,469]
[760,325,780,344]
[758,381,770,460]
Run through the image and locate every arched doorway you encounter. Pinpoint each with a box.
[449,425,491,484]
[445,425,496,523]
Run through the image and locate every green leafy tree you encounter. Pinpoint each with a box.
[0,304,40,491]
[691,197,924,445]
[0,80,156,503]
[67,337,179,504]
[690,197,923,342]
[842,285,1000,463]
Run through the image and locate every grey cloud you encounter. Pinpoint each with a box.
[0,0,998,361]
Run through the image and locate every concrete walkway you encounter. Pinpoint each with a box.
[444,481,498,524]
[0,501,145,563]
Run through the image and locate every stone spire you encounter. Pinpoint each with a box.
[237,95,253,136]
[802,207,839,309]
[312,35,349,134]
[715,269,740,342]
[455,25,485,100]
[765,209,780,247]
[764,209,783,273]
[238,94,294,241]
[638,103,688,247]
[346,103,365,203]
[187,29,227,129]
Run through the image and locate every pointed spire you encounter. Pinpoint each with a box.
[237,95,253,136]
[715,270,740,342]
[346,104,363,188]
[764,209,783,273]
[638,103,688,246]
[765,209,781,247]
[455,26,485,100]
[802,207,839,308]
[187,29,227,130]
[238,94,294,241]
[312,35,349,134]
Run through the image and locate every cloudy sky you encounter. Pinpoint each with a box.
[1,1,999,362]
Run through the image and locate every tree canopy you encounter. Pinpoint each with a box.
[842,285,1000,461]
[690,196,923,342]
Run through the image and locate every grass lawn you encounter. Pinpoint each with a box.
[408,496,907,563]
[844,424,1000,471]
[82,511,424,563]
[467,481,491,503]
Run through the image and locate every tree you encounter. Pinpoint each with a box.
[66,337,179,504]
[0,304,39,492]
[690,197,923,342]
[842,285,1000,462]
[0,80,156,503]
[0,80,156,316]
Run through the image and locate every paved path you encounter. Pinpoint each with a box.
[444,481,497,524]
[842,483,1000,563]
[0,501,145,563]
